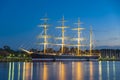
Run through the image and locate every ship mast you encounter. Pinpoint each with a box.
[56,16,69,54]
[72,18,84,55]
[37,15,51,54]
[90,26,93,55]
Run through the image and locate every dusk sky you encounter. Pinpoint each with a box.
[0,0,120,49]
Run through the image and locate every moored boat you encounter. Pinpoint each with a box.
[21,15,100,61]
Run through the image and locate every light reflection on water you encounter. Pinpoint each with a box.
[113,61,115,80]
[107,61,109,80]
[59,62,66,80]
[99,61,102,80]
[0,61,120,80]
[89,62,93,80]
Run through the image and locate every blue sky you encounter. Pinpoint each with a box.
[0,0,120,49]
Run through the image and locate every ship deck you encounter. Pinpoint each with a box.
[31,53,99,62]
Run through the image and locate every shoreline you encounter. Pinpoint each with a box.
[0,57,32,62]
[0,57,120,62]
[99,58,120,61]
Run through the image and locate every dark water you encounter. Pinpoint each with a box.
[0,61,120,80]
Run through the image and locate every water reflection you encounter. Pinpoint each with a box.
[43,63,48,80]
[58,62,66,80]
[18,62,20,80]
[8,62,33,80]
[22,62,25,80]
[73,62,83,80]
[8,62,11,80]
[89,62,93,80]
[99,61,102,80]
[107,61,110,80]
[99,61,117,80]
[72,62,74,80]
[23,62,33,80]
[6,61,119,80]
[113,61,115,80]
[8,62,14,80]
[12,62,14,80]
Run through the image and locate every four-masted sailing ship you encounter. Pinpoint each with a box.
[31,15,99,61]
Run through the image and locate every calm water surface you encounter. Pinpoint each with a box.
[0,61,120,80]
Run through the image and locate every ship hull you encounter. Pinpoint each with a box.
[31,53,99,61]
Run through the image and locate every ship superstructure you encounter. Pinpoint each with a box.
[90,26,93,55]
[30,15,100,61]
[55,16,69,54]
[36,16,95,55]
[72,18,84,55]
[37,15,51,54]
